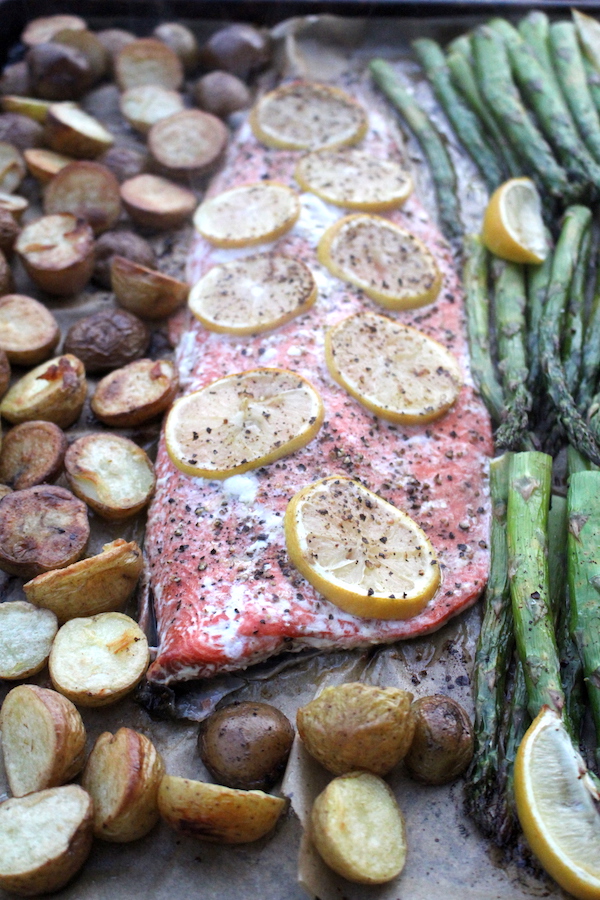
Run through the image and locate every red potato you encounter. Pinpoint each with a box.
[111,255,188,319]
[44,160,121,234]
[115,38,184,91]
[120,173,196,230]
[45,102,114,158]
[148,109,228,179]
[0,294,60,365]
[15,213,95,295]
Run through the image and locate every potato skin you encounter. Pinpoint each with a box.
[199,701,294,791]
[0,420,67,490]
[0,348,9,399]
[404,695,474,785]
[64,308,150,373]
[93,230,156,289]
[296,682,415,776]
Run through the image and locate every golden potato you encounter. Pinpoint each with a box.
[0,354,87,428]
[0,601,58,680]
[404,695,474,785]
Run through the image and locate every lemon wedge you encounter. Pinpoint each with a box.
[284,476,439,619]
[165,368,324,479]
[325,311,462,424]
[318,214,442,309]
[515,706,600,900]
[573,9,600,74]
[295,149,413,211]
[481,177,549,264]
[249,82,368,151]
[193,182,300,248]
[188,254,317,335]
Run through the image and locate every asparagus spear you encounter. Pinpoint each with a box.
[562,226,591,396]
[496,659,529,846]
[506,451,565,720]
[568,470,600,764]
[577,236,600,414]
[493,259,532,451]
[465,454,514,837]
[519,10,564,94]
[472,26,571,202]
[526,239,553,397]
[412,38,504,190]
[462,234,505,425]
[549,22,600,166]
[369,58,462,241]
[539,205,600,466]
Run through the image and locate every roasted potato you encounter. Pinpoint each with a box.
[0,348,10,399]
[194,71,250,118]
[24,147,72,183]
[97,144,147,183]
[0,190,28,219]
[0,112,44,150]
[21,14,87,47]
[49,612,150,707]
[0,62,31,97]
[91,358,179,427]
[0,785,93,897]
[0,141,26,192]
[147,109,228,179]
[120,173,196,231]
[0,294,60,365]
[0,354,87,428]
[64,432,155,520]
[199,701,294,791]
[52,28,108,88]
[1,94,52,122]
[45,102,114,158]
[296,683,415,776]
[63,307,150,372]
[200,24,271,78]
[0,601,58,680]
[0,684,86,796]
[82,727,165,842]
[0,484,89,578]
[153,22,199,74]
[120,84,184,134]
[23,538,143,623]
[96,28,136,74]
[310,771,407,884]
[15,214,95,295]
[0,246,12,296]
[115,38,184,91]
[93,230,156,289]
[43,160,121,234]
[158,775,286,844]
[111,255,189,318]
[26,42,92,101]
[0,419,67,490]
[404,695,474,785]
[0,206,20,255]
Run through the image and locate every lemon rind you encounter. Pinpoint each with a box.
[193,181,301,249]
[294,154,413,212]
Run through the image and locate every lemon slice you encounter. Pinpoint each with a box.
[481,177,549,264]
[325,312,462,424]
[193,182,301,248]
[295,149,413,211]
[284,476,439,619]
[515,706,600,900]
[318,214,442,309]
[188,254,317,335]
[165,368,324,479]
[249,82,368,151]
[573,9,600,74]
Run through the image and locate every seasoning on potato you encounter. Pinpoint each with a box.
[15,213,95,295]
[0,601,58,680]
[404,694,475,785]
[43,159,121,234]
[296,682,415,776]
[199,701,294,791]
[0,354,87,428]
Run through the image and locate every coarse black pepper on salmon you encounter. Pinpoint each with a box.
[142,87,493,684]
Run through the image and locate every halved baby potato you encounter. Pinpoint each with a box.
[0,419,67,490]
[119,84,184,134]
[21,14,86,47]
[0,349,10,399]
[0,294,60,365]
[111,255,189,319]
[0,141,26,193]
[0,601,58,680]
[52,28,108,87]
[0,354,87,428]
[15,213,95,295]
[158,776,286,844]
[23,539,143,623]
[0,248,12,295]
[148,109,228,179]
[91,358,178,427]
[0,190,28,219]
[49,612,150,706]
[0,484,89,578]
[45,102,114,158]
[64,432,155,520]
[82,727,165,842]
[0,684,86,796]
[115,37,184,91]
[1,95,52,123]
[0,785,93,897]
[120,173,196,230]
[153,21,199,74]
[0,207,20,255]
[24,147,73,183]
[44,160,121,234]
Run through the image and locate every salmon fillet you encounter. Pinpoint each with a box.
[142,88,493,685]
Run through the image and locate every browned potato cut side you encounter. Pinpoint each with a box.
[0,294,60,364]
[45,102,114,158]
[296,682,415,776]
[44,160,121,234]
[0,141,25,192]
[64,432,155,520]
[0,191,28,219]
[93,230,156,289]
[153,22,199,74]
[0,247,12,295]
[82,727,165,841]
[0,349,10,399]
[0,484,89,578]
[96,29,136,73]
[200,24,272,78]
[0,684,85,795]
[0,420,67,489]
[21,15,87,47]
[120,173,195,230]
[115,38,184,91]
[311,771,407,884]
[0,786,93,897]
[52,29,108,86]
[0,354,87,428]
[91,358,179,427]
[148,109,228,178]
[27,43,92,102]
[97,144,147,183]
[120,84,184,134]
[64,308,150,372]
[15,213,95,295]
[0,602,58,680]
[1,95,52,122]
[158,776,286,843]
[24,147,72,183]
[194,71,250,118]
[49,612,150,706]
[111,255,189,319]
[23,539,143,623]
